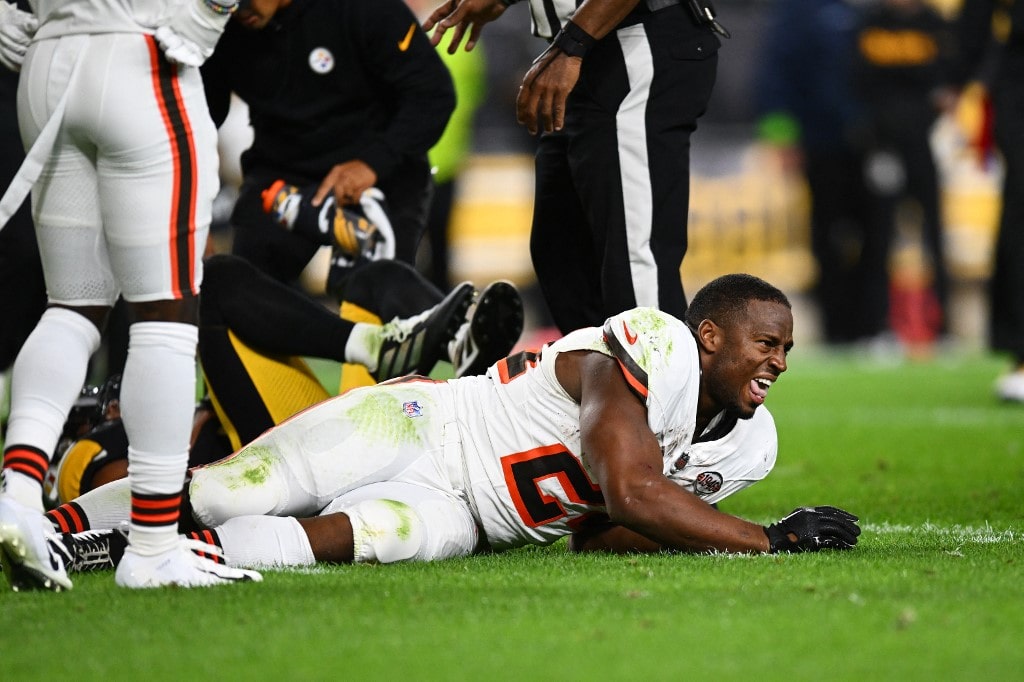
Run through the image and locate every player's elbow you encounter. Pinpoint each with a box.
[601,480,657,531]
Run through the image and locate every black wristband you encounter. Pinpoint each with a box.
[498,0,521,7]
[551,19,597,59]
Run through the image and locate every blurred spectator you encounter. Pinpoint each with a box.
[956,0,1024,402]
[755,0,877,344]
[853,0,958,350]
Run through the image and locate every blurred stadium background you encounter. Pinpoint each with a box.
[211,0,998,352]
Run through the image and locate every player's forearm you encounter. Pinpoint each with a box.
[568,523,663,554]
[605,479,770,554]
[569,0,643,42]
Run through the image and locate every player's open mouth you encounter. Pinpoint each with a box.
[750,377,773,404]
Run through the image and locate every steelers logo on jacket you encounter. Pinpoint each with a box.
[308,47,335,74]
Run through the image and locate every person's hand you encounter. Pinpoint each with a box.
[313,161,378,207]
[0,1,38,73]
[423,0,506,53]
[155,0,237,67]
[763,506,861,552]
[516,46,581,135]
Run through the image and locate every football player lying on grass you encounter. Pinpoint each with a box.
[45,274,859,579]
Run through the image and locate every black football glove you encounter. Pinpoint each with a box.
[763,506,861,553]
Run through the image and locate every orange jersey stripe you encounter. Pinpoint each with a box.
[4,446,49,470]
[131,511,180,525]
[615,356,649,400]
[131,496,182,511]
[62,502,86,534]
[49,509,71,533]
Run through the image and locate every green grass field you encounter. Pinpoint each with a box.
[2,350,1023,681]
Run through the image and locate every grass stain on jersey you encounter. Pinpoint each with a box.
[345,391,426,446]
[383,499,414,539]
[205,445,275,489]
[631,309,675,365]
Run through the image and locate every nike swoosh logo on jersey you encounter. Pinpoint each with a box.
[398,23,417,52]
[622,321,638,345]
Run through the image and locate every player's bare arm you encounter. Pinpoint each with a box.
[297,514,356,564]
[313,160,378,207]
[424,0,506,53]
[516,0,641,134]
[560,350,772,553]
[565,349,861,554]
[568,520,663,554]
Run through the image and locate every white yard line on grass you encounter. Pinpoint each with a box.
[864,521,1018,544]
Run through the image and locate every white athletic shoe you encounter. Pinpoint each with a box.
[0,496,73,592]
[995,369,1024,403]
[114,537,262,589]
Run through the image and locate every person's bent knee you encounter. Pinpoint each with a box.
[127,296,199,324]
[325,498,425,564]
[188,465,284,528]
[49,304,110,332]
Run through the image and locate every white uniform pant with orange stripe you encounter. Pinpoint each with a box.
[17,32,216,305]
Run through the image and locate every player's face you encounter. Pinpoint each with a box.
[234,0,289,30]
[704,300,793,419]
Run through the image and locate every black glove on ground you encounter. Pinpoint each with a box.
[763,505,861,553]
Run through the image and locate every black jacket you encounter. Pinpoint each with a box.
[202,0,455,184]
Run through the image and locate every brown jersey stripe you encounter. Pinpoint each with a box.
[2,445,50,483]
[601,324,650,401]
[146,34,198,299]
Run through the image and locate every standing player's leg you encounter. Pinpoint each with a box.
[991,81,1024,400]
[94,34,256,588]
[530,128,602,334]
[0,36,110,591]
[576,16,717,325]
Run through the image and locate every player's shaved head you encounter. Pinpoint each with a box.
[685,274,791,333]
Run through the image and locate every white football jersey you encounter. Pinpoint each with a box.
[32,0,173,39]
[190,307,777,558]
[453,307,777,549]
